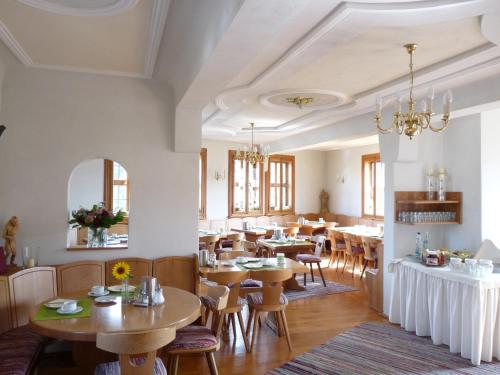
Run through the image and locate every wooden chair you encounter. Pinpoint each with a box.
[303,213,319,221]
[153,254,199,295]
[242,240,257,252]
[360,237,379,279]
[286,222,300,229]
[283,227,299,238]
[217,232,244,253]
[199,235,220,253]
[95,327,176,375]
[342,233,364,278]
[105,258,152,286]
[56,261,105,295]
[204,271,250,352]
[297,225,313,240]
[246,269,293,352]
[219,251,257,260]
[327,229,347,270]
[164,285,229,375]
[218,251,261,292]
[297,236,327,287]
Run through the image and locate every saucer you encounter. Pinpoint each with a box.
[57,306,83,315]
[107,285,136,293]
[94,295,117,304]
[88,290,110,297]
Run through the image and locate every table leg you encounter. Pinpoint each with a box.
[283,275,306,291]
[72,341,116,374]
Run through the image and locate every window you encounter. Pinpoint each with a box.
[228,150,264,217]
[104,159,130,214]
[266,155,295,214]
[199,148,207,219]
[362,153,384,218]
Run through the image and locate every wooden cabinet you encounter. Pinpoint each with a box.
[395,191,462,225]
[0,266,57,334]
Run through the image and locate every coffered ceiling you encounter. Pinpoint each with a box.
[186,0,500,146]
[0,0,169,77]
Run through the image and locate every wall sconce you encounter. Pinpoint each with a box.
[214,169,226,182]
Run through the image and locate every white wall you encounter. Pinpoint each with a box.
[0,66,198,265]
[201,139,326,219]
[481,109,500,248]
[68,159,104,214]
[325,144,379,217]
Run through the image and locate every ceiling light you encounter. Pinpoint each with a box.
[236,123,270,165]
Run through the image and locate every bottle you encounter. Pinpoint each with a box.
[415,232,422,258]
[423,232,430,252]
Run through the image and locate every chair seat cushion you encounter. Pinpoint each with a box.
[165,326,218,351]
[335,243,347,249]
[0,325,47,375]
[247,292,288,306]
[95,357,167,375]
[297,254,321,262]
[220,240,233,248]
[352,246,364,255]
[201,295,246,310]
[240,278,262,288]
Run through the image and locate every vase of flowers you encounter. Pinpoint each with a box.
[112,261,133,304]
[69,203,124,248]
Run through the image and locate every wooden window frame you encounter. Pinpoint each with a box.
[103,159,130,219]
[266,155,295,215]
[199,148,207,219]
[361,153,384,219]
[227,150,264,218]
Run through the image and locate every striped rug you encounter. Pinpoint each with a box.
[284,274,357,302]
[267,322,500,374]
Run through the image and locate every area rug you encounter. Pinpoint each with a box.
[267,322,500,374]
[284,274,357,302]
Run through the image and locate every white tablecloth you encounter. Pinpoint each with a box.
[389,260,500,365]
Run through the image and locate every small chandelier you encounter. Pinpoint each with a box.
[236,123,270,165]
[375,43,453,140]
[287,96,314,109]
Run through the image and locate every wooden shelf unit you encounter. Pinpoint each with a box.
[395,191,462,225]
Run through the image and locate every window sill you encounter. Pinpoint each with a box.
[67,244,128,251]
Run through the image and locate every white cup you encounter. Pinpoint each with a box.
[91,285,105,295]
[61,300,77,312]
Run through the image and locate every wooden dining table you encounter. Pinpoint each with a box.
[30,287,201,373]
[199,257,308,291]
[231,226,286,242]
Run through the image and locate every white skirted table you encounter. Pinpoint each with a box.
[389,259,500,365]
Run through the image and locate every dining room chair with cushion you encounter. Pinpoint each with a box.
[153,254,199,295]
[297,236,327,287]
[297,225,314,241]
[360,236,379,280]
[246,269,294,352]
[215,232,244,258]
[218,251,262,291]
[203,271,250,352]
[327,229,347,270]
[95,327,175,375]
[199,235,220,253]
[164,285,229,375]
[283,227,299,238]
[343,233,364,278]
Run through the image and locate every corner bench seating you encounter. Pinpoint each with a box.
[0,325,47,375]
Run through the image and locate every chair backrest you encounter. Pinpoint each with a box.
[303,213,319,221]
[286,222,300,228]
[329,229,346,248]
[299,225,314,236]
[199,235,220,252]
[242,240,257,251]
[56,261,105,295]
[314,236,326,257]
[219,250,256,260]
[206,271,247,310]
[153,254,199,295]
[361,237,376,261]
[203,284,230,336]
[248,269,293,307]
[96,327,176,375]
[105,258,152,286]
[8,267,57,328]
[226,232,244,251]
[343,233,354,256]
[283,227,299,238]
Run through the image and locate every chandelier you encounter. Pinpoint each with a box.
[375,43,453,139]
[236,123,270,165]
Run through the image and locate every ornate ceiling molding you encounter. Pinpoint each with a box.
[202,0,498,138]
[2,0,170,78]
[259,88,352,111]
[16,0,139,17]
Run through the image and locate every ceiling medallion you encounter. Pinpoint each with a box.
[375,43,453,140]
[16,0,139,17]
[235,123,270,165]
[286,96,314,109]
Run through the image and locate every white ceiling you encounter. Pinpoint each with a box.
[0,0,170,77]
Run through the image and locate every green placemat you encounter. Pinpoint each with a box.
[33,299,92,321]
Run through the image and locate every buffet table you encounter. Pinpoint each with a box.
[389,259,500,365]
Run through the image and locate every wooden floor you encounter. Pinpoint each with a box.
[38,259,387,375]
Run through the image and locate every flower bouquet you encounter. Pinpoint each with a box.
[69,203,124,247]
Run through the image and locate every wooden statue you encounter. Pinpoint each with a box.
[2,216,19,265]
[320,190,329,215]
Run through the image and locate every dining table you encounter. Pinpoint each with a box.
[231,226,286,243]
[30,286,201,373]
[389,258,500,365]
[199,257,308,291]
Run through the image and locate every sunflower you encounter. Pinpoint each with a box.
[112,261,131,280]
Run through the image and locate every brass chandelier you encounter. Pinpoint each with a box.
[375,43,453,139]
[287,96,314,109]
[236,123,270,165]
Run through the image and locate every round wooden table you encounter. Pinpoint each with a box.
[30,287,201,372]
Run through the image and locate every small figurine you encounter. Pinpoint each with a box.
[320,190,329,215]
[2,216,19,265]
